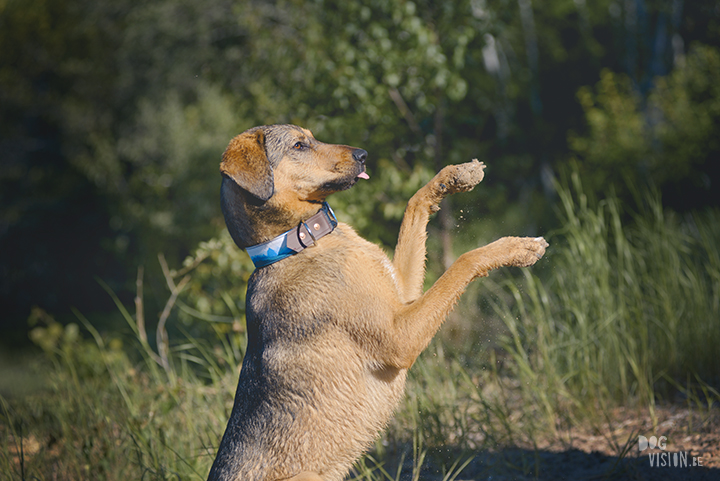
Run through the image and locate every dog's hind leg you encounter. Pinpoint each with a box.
[393,160,486,303]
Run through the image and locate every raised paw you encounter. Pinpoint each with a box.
[506,236,549,267]
[433,159,486,196]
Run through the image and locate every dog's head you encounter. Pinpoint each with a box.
[220,124,368,247]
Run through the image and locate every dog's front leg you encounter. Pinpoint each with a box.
[386,235,548,369]
[393,160,486,303]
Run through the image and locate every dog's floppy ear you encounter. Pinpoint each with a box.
[220,129,274,201]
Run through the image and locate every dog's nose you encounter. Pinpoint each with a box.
[352,149,367,164]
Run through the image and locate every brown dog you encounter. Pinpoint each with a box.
[208,124,548,481]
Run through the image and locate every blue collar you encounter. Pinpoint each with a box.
[246,202,338,269]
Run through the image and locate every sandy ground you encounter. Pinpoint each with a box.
[393,403,720,480]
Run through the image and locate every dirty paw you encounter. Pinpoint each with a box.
[507,236,549,268]
[434,159,486,195]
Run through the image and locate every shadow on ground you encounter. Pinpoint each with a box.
[469,447,716,480]
[375,446,718,481]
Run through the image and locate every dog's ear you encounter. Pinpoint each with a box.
[220,129,274,201]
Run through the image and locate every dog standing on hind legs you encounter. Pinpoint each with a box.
[208,124,548,481]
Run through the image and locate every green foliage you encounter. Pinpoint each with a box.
[650,44,720,183]
[3,311,230,480]
[75,84,244,259]
[177,230,254,332]
[570,70,649,191]
[1,0,587,266]
[4,0,720,329]
[568,44,720,198]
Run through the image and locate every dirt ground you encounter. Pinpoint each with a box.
[548,403,719,466]
[517,403,720,480]
[409,403,720,480]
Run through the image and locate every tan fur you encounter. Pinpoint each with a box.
[208,124,548,481]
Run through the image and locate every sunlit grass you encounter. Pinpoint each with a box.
[490,173,720,430]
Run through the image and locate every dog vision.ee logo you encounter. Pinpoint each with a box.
[638,435,703,468]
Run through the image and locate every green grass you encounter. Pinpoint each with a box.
[2,177,719,480]
[490,173,720,430]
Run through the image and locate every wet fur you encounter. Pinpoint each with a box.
[208,124,548,481]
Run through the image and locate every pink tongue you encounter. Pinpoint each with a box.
[357,172,370,180]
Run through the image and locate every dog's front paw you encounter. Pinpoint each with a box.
[434,159,486,196]
[488,237,549,268]
[508,237,550,267]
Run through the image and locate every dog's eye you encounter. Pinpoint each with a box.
[293,141,305,150]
